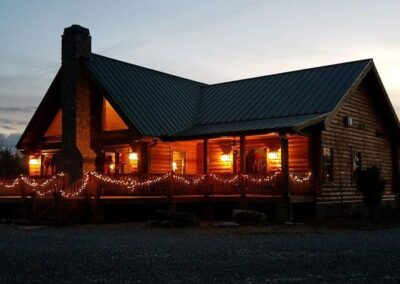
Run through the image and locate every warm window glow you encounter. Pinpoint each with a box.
[109,163,115,170]
[172,151,186,174]
[221,154,231,162]
[29,155,41,176]
[103,98,129,131]
[128,152,138,161]
[44,109,62,137]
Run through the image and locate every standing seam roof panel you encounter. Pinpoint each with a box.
[85,55,371,138]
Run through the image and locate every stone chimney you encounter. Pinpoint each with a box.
[57,25,96,182]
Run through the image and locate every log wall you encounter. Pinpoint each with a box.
[319,82,395,204]
[150,141,199,174]
[152,135,310,175]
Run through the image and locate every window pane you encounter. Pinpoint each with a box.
[323,147,333,182]
[172,151,186,174]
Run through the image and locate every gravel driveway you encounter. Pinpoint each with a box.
[0,224,400,283]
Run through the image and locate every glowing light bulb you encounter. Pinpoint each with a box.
[129,152,138,161]
[29,158,40,165]
[220,154,231,162]
[268,151,279,160]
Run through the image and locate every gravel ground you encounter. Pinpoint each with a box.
[1,224,400,283]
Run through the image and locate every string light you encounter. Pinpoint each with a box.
[0,171,311,198]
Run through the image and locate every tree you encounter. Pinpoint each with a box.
[0,145,27,178]
[356,166,385,220]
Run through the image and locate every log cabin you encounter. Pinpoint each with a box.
[15,25,400,219]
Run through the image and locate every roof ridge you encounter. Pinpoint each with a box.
[87,53,207,86]
[202,58,373,89]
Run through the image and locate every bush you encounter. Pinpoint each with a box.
[356,166,385,220]
[0,148,27,178]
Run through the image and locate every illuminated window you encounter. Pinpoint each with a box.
[172,151,186,174]
[323,147,333,182]
[44,110,62,137]
[29,155,41,176]
[266,148,281,173]
[103,99,128,131]
[41,153,56,176]
[104,151,116,174]
[245,148,268,174]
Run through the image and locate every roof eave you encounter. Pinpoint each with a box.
[16,68,62,150]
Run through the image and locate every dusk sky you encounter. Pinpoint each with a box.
[0,0,399,145]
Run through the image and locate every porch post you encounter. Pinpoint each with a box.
[138,142,150,174]
[280,133,292,222]
[203,138,209,174]
[309,133,322,197]
[239,135,246,173]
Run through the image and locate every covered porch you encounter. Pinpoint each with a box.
[90,132,314,204]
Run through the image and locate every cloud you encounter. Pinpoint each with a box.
[0,133,21,148]
[1,125,17,131]
[0,106,36,113]
[0,118,29,125]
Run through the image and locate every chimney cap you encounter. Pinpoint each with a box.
[63,25,90,36]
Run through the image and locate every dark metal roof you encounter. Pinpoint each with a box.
[85,54,206,136]
[84,55,372,138]
[196,59,372,125]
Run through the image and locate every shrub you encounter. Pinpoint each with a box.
[356,166,385,220]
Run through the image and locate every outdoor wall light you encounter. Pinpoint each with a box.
[268,151,279,160]
[220,154,231,162]
[29,158,40,165]
[129,152,138,161]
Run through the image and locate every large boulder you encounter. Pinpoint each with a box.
[233,209,267,225]
[153,210,199,228]
[211,222,239,228]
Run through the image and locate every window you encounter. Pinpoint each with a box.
[172,151,186,174]
[323,147,333,182]
[352,151,362,181]
[44,110,62,137]
[103,98,129,131]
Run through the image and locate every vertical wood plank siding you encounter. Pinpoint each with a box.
[319,82,395,204]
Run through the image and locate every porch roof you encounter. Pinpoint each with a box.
[168,113,327,139]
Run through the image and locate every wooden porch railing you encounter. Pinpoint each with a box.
[0,171,312,223]
[91,172,312,198]
[0,172,313,199]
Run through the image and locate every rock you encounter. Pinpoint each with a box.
[155,210,199,227]
[233,209,267,225]
[211,222,239,228]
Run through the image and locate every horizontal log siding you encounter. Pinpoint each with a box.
[208,140,233,173]
[150,141,199,174]
[204,135,309,174]
[150,142,171,173]
[319,83,395,204]
[289,136,309,173]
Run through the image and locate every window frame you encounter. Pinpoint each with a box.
[322,147,334,183]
